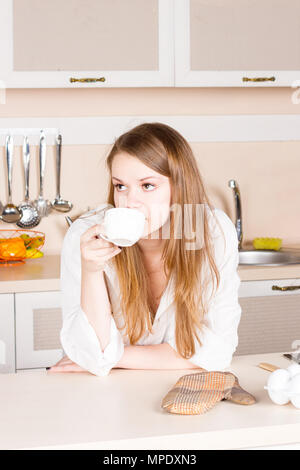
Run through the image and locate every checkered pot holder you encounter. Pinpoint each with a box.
[161,370,255,415]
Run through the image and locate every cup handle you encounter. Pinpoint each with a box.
[98,233,118,246]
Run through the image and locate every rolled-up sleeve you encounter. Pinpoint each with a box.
[164,209,241,371]
[59,220,124,377]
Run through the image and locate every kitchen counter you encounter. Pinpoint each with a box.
[0,255,60,293]
[0,252,300,294]
[1,352,300,450]
[238,263,300,281]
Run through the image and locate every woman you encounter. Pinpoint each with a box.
[48,122,241,376]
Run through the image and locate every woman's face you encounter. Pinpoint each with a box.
[111,152,171,239]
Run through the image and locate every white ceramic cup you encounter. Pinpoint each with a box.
[99,208,146,247]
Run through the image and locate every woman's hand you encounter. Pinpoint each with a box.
[80,223,121,273]
[47,355,88,373]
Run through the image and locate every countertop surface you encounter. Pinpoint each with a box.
[0,255,60,293]
[1,352,300,450]
[0,251,300,294]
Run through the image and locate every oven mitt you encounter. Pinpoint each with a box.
[161,371,256,415]
[161,371,236,415]
[223,372,256,405]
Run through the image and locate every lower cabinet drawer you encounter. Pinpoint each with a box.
[235,279,300,356]
[15,291,64,369]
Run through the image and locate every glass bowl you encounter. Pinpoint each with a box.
[0,229,45,266]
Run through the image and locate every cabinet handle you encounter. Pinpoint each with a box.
[272,285,300,291]
[242,76,275,82]
[69,77,106,83]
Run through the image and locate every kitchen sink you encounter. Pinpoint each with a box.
[238,250,300,266]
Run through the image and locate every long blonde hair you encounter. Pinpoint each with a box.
[105,122,221,359]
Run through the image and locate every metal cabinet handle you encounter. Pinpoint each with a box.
[242,76,275,82]
[69,77,106,83]
[272,285,300,291]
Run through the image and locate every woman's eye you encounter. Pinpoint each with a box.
[143,183,155,191]
[113,183,125,191]
[113,183,155,191]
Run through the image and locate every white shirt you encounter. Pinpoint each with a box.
[60,204,241,377]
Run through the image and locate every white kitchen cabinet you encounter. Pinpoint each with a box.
[3,0,299,89]
[0,293,15,373]
[0,0,174,88]
[175,0,300,87]
[15,291,64,370]
[235,278,300,356]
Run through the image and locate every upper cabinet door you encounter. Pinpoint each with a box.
[0,0,174,88]
[175,0,300,87]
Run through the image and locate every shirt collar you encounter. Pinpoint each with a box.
[104,262,175,320]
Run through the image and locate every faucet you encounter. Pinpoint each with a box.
[228,179,243,250]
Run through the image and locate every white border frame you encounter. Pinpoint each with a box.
[174,0,300,87]
[0,293,15,373]
[1,114,300,145]
[0,0,174,88]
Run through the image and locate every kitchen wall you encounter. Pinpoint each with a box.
[0,87,299,255]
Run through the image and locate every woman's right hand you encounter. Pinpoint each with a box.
[80,223,121,273]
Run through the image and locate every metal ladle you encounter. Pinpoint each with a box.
[1,135,22,223]
[16,136,41,228]
[51,134,73,213]
[33,130,51,217]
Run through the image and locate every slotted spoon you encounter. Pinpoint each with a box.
[17,136,41,228]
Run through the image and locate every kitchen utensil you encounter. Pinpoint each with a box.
[65,206,109,228]
[283,352,300,364]
[264,365,300,408]
[258,362,280,372]
[33,131,51,217]
[287,363,300,377]
[16,136,41,228]
[0,229,45,266]
[258,362,300,409]
[264,368,291,405]
[65,216,73,227]
[0,184,3,217]
[51,134,73,213]
[1,135,22,223]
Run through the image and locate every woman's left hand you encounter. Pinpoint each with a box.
[47,355,88,373]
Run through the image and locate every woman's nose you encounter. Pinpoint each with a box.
[117,189,142,209]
